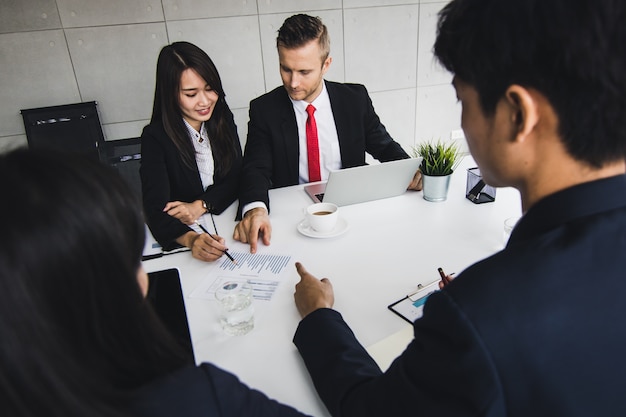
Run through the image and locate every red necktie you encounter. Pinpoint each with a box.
[306,104,321,182]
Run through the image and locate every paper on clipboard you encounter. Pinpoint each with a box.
[387,280,440,323]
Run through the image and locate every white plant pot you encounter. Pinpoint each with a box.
[422,173,452,202]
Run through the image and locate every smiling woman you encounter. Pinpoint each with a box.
[178,68,219,132]
[139,41,242,261]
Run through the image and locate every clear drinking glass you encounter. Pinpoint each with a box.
[215,280,254,336]
[503,216,520,245]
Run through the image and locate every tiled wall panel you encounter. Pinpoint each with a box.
[344,5,418,92]
[0,0,459,152]
[56,0,164,27]
[167,16,265,110]
[257,0,341,15]
[162,0,257,20]
[65,23,167,127]
[0,30,80,137]
[0,0,61,33]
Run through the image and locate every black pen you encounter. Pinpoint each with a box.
[195,221,238,264]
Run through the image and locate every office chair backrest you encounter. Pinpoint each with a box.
[21,101,105,162]
[100,137,142,198]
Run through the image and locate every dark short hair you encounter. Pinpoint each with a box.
[0,150,187,416]
[434,0,626,167]
[277,14,330,62]
[151,41,238,173]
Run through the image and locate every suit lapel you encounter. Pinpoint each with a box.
[170,132,204,193]
[277,88,300,182]
[326,81,350,167]
[181,152,205,193]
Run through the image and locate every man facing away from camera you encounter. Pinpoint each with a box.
[291,0,626,415]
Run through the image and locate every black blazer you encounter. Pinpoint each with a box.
[140,120,242,251]
[294,175,626,416]
[238,81,409,218]
[132,363,311,417]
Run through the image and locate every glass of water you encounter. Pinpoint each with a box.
[503,216,521,246]
[215,280,254,336]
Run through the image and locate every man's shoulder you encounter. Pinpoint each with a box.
[326,80,366,90]
[250,85,288,107]
[325,81,371,106]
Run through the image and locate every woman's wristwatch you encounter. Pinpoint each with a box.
[201,200,210,213]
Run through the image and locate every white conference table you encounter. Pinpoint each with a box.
[143,156,522,416]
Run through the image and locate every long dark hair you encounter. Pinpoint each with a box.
[0,150,189,416]
[151,41,239,174]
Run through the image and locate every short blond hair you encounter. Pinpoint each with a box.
[277,14,330,63]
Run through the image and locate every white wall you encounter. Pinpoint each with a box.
[0,0,462,155]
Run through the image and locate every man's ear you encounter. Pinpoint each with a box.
[504,85,540,143]
[321,56,332,75]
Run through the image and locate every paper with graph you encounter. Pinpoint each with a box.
[190,251,292,301]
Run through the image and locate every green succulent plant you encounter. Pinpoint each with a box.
[412,140,463,176]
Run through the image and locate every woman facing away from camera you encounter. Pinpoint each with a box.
[0,149,309,417]
[140,41,241,262]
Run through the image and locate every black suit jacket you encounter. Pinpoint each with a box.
[132,363,310,417]
[294,175,626,416]
[238,81,409,218]
[140,120,241,251]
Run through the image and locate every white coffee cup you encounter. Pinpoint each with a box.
[306,202,339,233]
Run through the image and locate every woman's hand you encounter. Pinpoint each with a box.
[178,231,227,262]
[163,200,205,225]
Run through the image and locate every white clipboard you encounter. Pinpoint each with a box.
[387,280,440,323]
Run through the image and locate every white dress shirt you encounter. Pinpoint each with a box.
[291,82,342,184]
[184,119,214,190]
[243,82,343,215]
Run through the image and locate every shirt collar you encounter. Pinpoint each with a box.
[508,174,626,245]
[290,80,330,114]
[183,119,209,144]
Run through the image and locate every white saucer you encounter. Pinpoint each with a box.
[297,217,349,238]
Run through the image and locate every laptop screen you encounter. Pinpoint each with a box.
[304,158,421,206]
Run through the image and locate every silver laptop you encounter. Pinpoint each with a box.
[304,157,422,206]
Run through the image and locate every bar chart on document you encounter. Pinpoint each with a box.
[190,251,292,301]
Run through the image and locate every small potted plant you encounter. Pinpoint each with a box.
[413,140,463,201]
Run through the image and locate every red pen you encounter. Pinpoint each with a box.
[438,267,451,285]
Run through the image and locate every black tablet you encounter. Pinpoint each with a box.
[147,268,195,363]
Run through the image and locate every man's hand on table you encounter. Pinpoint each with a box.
[407,169,423,191]
[233,207,272,254]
